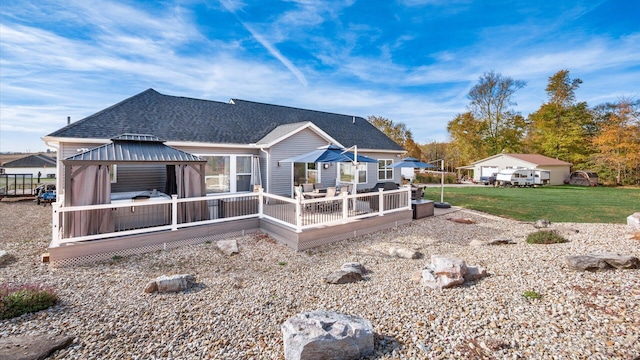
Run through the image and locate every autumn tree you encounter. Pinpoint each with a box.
[526,70,594,167]
[368,115,423,159]
[446,71,526,165]
[591,99,640,185]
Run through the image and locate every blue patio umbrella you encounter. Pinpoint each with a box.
[280,144,378,196]
[280,144,378,164]
[386,157,436,169]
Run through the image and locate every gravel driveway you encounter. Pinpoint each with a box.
[1,201,639,359]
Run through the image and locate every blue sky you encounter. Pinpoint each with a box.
[1,0,639,153]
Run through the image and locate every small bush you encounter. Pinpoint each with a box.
[1,284,58,320]
[522,290,542,300]
[526,230,568,244]
[278,261,287,266]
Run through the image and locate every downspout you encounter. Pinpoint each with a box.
[260,147,269,194]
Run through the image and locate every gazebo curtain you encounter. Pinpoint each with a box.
[68,165,114,237]
[176,164,208,223]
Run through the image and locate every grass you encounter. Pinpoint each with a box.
[1,284,58,320]
[522,290,542,300]
[422,185,639,223]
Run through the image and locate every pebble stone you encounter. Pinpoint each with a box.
[1,201,639,359]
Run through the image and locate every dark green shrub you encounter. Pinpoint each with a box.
[526,230,568,244]
[0,284,58,320]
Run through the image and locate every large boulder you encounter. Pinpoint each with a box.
[340,262,366,275]
[144,274,196,293]
[0,334,74,360]
[566,253,640,271]
[281,310,374,360]
[420,255,487,289]
[533,219,551,228]
[217,239,238,256]
[627,212,640,231]
[325,269,363,284]
[0,250,9,265]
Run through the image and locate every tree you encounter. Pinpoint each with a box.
[446,112,488,166]
[526,70,593,167]
[591,99,640,185]
[367,116,424,159]
[467,70,526,155]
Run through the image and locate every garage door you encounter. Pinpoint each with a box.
[481,166,499,177]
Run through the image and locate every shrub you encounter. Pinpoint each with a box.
[526,230,568,244]
[0,284,58,320]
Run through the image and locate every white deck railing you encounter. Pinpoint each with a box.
[51,187,412,247]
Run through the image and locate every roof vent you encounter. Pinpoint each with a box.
[352,116,355,124]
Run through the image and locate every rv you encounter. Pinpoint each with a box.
[496,168,550,187]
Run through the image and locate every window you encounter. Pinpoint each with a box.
[205,156,230,193]
[378,159,393,180]
[293,162,318,186]
[203,155,254,193]
[340,163,367,184]
[236,156,252,192]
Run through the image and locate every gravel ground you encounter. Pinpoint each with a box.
[1,201,639,359]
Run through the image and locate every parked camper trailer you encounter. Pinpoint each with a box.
[496,168,549,187]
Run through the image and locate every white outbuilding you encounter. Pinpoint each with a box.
[1,154,57,180]
[460,154,572,186]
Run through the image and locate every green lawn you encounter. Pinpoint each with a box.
[422,185,640,223]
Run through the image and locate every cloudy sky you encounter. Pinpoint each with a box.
[1,0,638,153]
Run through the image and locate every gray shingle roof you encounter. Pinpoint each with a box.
[2,154,56,167]
[47,89,404,151]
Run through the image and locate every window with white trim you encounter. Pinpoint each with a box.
[202,155,253,193]
[378,159,393,180]
[339,163,367,184]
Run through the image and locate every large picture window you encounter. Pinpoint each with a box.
[378,159,393,181]
[203,155,254,193]
[340,163,367,184]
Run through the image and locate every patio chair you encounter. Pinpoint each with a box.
[302,183,314,193]
[320,187,341,212]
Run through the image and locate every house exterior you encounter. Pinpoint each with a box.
[461,154,572,186]
[42,89,406,198]
[1,154,56,179]
[40,89,414,266]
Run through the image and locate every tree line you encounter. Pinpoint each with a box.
[368,70,640,185]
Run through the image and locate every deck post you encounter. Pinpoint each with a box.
[171,195,178,231]
[257,187,264,218]
[342,191,348,222]
[378,188,384,216]
[295,194,302,233]
[51,202,60,244]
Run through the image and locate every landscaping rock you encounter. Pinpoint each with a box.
[325,269,363,284]
[0,334,74,360]
[217,239,238,256]
[281,310,374,360]
[420,255,487,289]
[470,239,516,246]
[388,247,421,259]
[552,225,579,236]
[627,212,640,231]
[144,274,196,293]
[533,219,551,228]
[0,250,9,265]
[566,253,640,271]
[340,262,366,275]
[447,217,475,224]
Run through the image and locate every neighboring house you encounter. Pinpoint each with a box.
[1,154,57,179]
[42,89,406,198]
[460,154,572,185]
